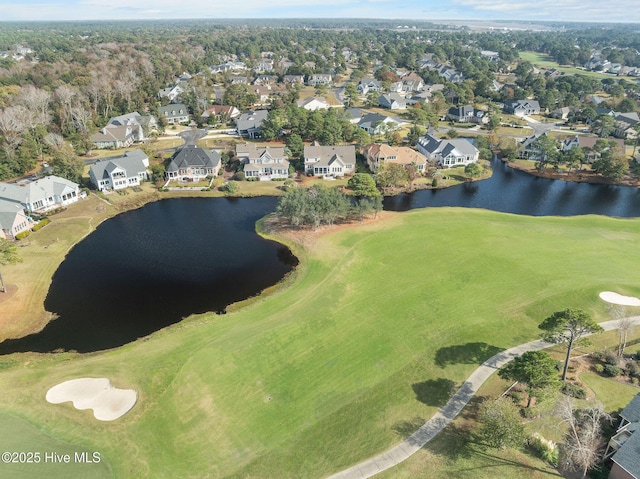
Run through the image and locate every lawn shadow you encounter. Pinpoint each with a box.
[391,416,426,439]
[412,378,456,407]
[435,343,504,368]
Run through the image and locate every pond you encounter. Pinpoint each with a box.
[0,197,296,354]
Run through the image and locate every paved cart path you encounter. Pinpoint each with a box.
[327,318,632,479]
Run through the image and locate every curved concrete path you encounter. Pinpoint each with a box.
[327,318,634,479]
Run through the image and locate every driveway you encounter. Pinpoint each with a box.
[178,129,207,146]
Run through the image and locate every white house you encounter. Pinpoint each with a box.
[378,93,406,110]
[0,175,80,213]
[0,198,33,240]
[89,149,149,191]
[357,113,402,135]
[296,97,333,111]
[304,141,356,177]
[417,134,479,168]
[236,144,290,181]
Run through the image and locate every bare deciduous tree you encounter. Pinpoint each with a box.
[608,304,637,358]
[557,397,610,479]
[16,85,51,127]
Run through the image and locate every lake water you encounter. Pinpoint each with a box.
[1,158,640,355]
[0,197,296,354]
[384,157,640,217]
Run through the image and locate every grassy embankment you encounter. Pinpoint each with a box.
[1,207,640,478]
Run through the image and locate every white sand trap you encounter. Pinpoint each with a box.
[599,291,640,306]
[46,378,137,421]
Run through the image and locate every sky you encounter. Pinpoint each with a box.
[1,0,640,23]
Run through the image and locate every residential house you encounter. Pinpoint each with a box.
[518,134,550,160]
[92,112,157,149]
[358,113,402,135]
[201,105,241,123]
[158,84,184,102]
[417,134,479,168]
[91,125,138,149]
[562,136,625,161]
[296,97,332,111]
[447,105,489,124]
[378,93,406,110]
[362,143,427,173]
[304,141,356,177]
[165,146,221,181]
[109,112,157,137]
[210,61,247,74]
[250,85,273,105]
[606,393,640,479]
[235,143,290,181]
[254,60,274,73]
[253,75,276,86]
[278,58,295,70]
[357,78,382,95]
[504,100,541,117]
[613,112,640,140]
[0,175,80,213]
[284,75,305,85]
[89,149,149,191]
[390,72,424,93]
[344,108,367,124]
[0,199,33,240]
[549,106,574,120]
[236,110,269,138]
[308,74,332,86]
[158,104,190,125]
[230,76,249,85]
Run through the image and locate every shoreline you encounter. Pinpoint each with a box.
[499,157,640,188]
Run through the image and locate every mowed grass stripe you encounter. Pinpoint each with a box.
[1,208,640,478]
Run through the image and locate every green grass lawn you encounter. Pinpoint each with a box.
[580,372,639,413]
[518,51,635,81]
[2,209,640,478]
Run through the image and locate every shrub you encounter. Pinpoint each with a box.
[32,217,51,232]
[625,361,640,378]
[561,382,587,399]
[233,171,246,181]
[529,433,559,466]
[15,230,31,240]
[593,364,604,374]
[432,178,438,187]
[603,365,622,377]
[521,407,539,419]
[603,351,619,366]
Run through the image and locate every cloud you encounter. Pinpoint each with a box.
[0,0,639,21]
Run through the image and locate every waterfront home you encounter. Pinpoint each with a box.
[89,149,149,191]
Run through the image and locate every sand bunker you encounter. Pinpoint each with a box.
[46,378,137,421]
[599,291,640,307]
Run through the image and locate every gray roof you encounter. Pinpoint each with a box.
[621,393,640,424]
[304,142,356,166]
[235,143,286,161]
[611,423,640,478]
[418,134,478,157]
[0,175,78,206]
[0,198,23,233]
[344,108,366,121]
[90,149,149,182]
[158,104,189,118]
[236,110,268,132]
[167,146,221,173]
[91,125,132,143]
